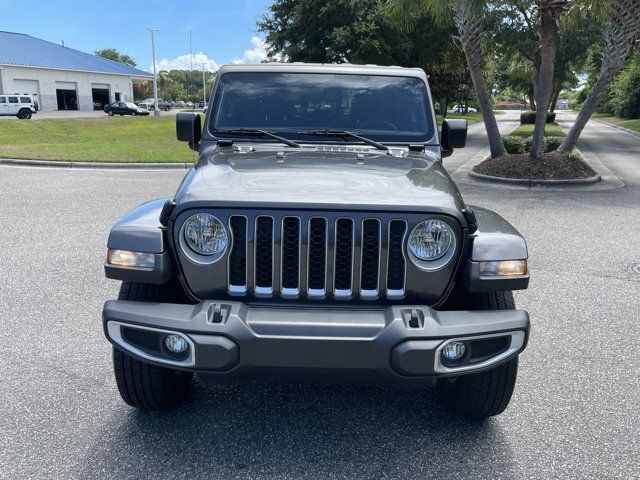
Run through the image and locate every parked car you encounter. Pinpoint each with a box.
[104,101,150,116]
[450,105,477,114]
[138,97,171,111]
[0,95,37,119]
[103,64,530,420]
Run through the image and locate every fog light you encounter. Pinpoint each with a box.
[442,341,466,361]
[165,334,189,354]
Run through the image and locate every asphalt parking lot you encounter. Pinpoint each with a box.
[1,112,639,479]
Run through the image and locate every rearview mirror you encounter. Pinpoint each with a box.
[441,119,468,158]
[176,112,202,149]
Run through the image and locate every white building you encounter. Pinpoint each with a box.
[0,31,152,111]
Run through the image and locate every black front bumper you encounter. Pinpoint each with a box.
[103,300,529,387]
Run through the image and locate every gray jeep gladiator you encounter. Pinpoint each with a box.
[103,63,530,419]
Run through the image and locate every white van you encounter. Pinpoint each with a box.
[0,95,37,119]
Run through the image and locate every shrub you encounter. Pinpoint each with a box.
[502,135,527,154]
[501,135,565,154]
[520,111,557,124]
[543,136,564,152]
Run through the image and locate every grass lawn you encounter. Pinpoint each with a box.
[0,116,197,163]
[591,114,640,134]
[509,122,565,138]
[437,113,484,125]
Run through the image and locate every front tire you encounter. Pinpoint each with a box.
[436,291,520,420]
[113,348,193,410]
[112,281,193,410]
[17,109,32,119]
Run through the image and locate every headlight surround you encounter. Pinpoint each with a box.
[407,219,456,270]
[181,213,228,262]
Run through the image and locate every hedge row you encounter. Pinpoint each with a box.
[502,135,564,154]
[520,111,557,124]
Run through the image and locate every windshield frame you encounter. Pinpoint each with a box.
[205,69,437,147]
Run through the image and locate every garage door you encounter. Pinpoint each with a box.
[13,79,41,109]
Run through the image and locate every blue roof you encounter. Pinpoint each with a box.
[0,31,152,78]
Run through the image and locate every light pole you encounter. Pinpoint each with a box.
[202,63,207,107]
[147,27,160,116]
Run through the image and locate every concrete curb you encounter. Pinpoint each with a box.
[0,158,189,169]
[468,170,602,187]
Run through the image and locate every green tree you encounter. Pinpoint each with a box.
[387,0,506,158]
[559,0,640,152]
[488,1,600,112]
[608,52,640,119]
[528,0,571,160]
[258,0,472,115]
[94,48,137,67]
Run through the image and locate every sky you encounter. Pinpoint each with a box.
[0,0,273,71]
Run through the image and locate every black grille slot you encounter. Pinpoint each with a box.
[361,219,380,292]
[229,216,247,288]
[122,327,161,353]
[255,216,274,289]
[281,217,300,290]
[308,218,327,292]
[469,336,510,363]
[387,220,407,292]
[334,218,354,292]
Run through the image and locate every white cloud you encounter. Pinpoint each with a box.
[148,36,269,72]
[231,36,268,64]
[151,52,219,72]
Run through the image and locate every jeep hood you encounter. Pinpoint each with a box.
[173,148,466,219]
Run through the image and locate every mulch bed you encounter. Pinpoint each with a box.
[473,152,597,180]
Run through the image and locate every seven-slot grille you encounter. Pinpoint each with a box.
[228,213,407,300]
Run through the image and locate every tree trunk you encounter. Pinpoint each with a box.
[451,1,505,158]
[559,0,640,152]
[441,97,449,117]
[530,7,560,159]
[549,78,561,112]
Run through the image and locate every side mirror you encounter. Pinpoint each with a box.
[176,112,202,149]
[441,118,468,157]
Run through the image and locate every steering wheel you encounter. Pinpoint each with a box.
[359,120,399,131]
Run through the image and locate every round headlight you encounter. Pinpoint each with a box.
[408,219,454,262]
[183,213,228,256]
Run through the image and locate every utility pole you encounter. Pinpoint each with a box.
[147,27,160,116]
[202,63,207,106]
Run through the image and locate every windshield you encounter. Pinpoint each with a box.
[208,72,433,144]
[125,102,138,108]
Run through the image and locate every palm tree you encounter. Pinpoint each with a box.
[529,0,571,160]
[387,0,506,158]
[558,0,640,152]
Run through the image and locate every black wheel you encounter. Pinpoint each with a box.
[17,109,32,119]
[112,281,193,410]
[108,110,114,116]
[132,111,137,116]
[436,291,520,420]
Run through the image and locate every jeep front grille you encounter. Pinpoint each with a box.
[227,213,408,301]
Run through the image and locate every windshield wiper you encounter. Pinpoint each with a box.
[296,129,388,151]
[214,128,300,148]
